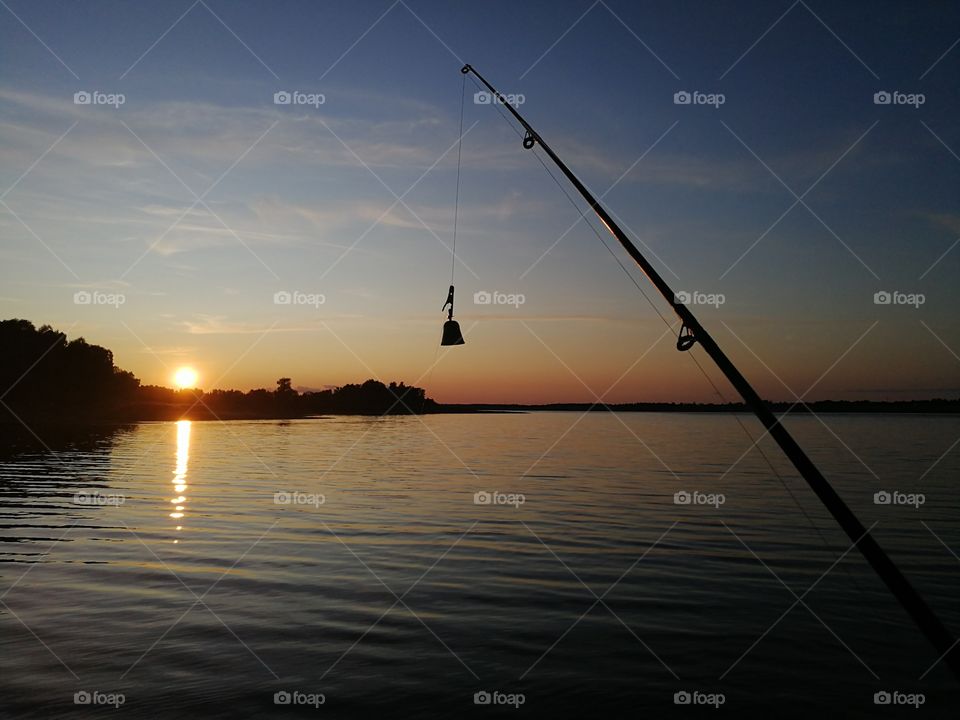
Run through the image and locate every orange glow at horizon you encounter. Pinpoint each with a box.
[110,317,956,405]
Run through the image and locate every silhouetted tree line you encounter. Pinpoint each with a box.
[301,379,429,415]
[137,378,433,419]
[195,378,431,418]
[0,319,139,421]
[0,320,434,422]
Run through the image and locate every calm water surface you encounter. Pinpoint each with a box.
[1,413,958,717]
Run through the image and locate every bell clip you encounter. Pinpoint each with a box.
[440,285,465,346]
[441,319,465,346]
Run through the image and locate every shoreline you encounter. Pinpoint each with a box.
[3,398,960,426]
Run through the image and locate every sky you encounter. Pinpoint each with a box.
[1,0,959,404]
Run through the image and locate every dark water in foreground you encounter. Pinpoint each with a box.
[0,413,958,718]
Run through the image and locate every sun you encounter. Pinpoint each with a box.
[173,366,199,389]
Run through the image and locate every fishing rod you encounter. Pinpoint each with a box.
[460,63,960,680]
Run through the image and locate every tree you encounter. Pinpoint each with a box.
[275,377,298,417]
[0,319,141,420]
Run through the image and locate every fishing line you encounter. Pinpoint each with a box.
[684,345,864,592]
[465,76,673,328]
[451,72,466,284]
[425,74,468,392]
[469,74,861,589]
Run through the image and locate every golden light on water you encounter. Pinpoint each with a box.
[169,420,191,534]
[173,366,199,389]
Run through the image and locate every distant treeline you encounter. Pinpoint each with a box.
[0,320,432,422]
[136,378,433,420]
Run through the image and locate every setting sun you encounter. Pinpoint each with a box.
[173,367,199,389]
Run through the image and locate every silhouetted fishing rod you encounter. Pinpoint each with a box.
[461,62,960,680]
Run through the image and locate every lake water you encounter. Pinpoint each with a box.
[1,413,958,717]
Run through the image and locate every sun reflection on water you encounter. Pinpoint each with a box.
[170,420,190,541]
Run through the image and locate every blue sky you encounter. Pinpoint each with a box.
[1,0,958,402]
